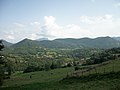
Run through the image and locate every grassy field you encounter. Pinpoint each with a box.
[2,67,74,87]
[1,58,120,90]
[83,59,120,75]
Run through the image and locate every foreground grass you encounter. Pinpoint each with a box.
[83,59,120,75]
[2,67,74,87]
[1,59,120,90]
[2,71,120,90]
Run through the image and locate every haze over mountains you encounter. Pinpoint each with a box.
[1,36,120,49]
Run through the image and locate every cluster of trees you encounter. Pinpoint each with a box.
[2,47,101,73]
[23,60,66,73]
[23,60,81,73]
[0,41,13,86]
[0,41,5,86]
[2,41,120,75]
[86,48,118,65]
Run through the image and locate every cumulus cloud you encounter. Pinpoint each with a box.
[1,15,120,43]
[80,14,120,37]
[39,16,62,39]
[60,24,92,38]
[6,35,15,40]
[38,16,92,39]
[29,33,38,40]
[1,22,40,42]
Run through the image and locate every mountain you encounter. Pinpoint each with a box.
[2,37,120,56]
[113,37,120,41]
[6,36,120,50]
[11,38,42,48]
[38,36,120,49]
[7,38,44,55]
[0,39,13,47]
[91,37,120,48]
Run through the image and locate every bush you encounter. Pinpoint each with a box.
[23,66,39,73]
[75,66,79,71]
[0,77,3,86]
[50,63,58,69]
[67,63,72,67]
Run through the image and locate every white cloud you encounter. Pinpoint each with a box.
[40,16,62,39]
[31,22,40,26]
[6,35,15,40]
[40,16,92,39]
[1,15,120,43]
[80,14,113,24]
[80,14,120,37]
[60,24,92,38]
[13,23,25,27]
[1,22,41,42]
[29,33,38,40]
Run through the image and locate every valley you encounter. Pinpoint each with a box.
[0,36,120,90]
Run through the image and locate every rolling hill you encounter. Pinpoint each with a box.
[2,36,120,50]
[0,39,13,47]
[113,37,120,41]
[37,36,120,49]
[2,58,120,90]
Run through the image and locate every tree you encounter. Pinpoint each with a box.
[0,40,5,86]
[50,62,57,69]
[44,62,51,71]
[23,66,36,73]
[7,60,14,75]
[75,66,79,71]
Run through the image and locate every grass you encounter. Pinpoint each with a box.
[2,71,120,90]
[1,58,120,90]
[2,67,74,87]
[83,59,120,75]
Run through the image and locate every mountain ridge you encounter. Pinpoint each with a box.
[1,36,120,49]
[0,39,13,47]
[9,36,120,49]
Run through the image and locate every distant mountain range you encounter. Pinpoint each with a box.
[0,39,13,47]
[1,36,120,49]
[38,37,120,49]
[113,37,120,41]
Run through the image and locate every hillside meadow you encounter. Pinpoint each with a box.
[1,58,120,90]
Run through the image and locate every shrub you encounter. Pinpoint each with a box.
[75,66,79,71]
[23,66,38,73]
[67,63,72,67]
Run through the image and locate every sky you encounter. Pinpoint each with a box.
[0,0,120,43]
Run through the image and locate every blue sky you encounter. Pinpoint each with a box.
[0,0,120,43]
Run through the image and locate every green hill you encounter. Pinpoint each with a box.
[51,36,120,49]
[1,58,120,90]
[113,37,120,41]
[0,40,13,47]
[6,36,120,50]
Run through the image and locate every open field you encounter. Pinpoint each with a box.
[2,67,74,87]
[69,59,120,77]
[1,59,120,90]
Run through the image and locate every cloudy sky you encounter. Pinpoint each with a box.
[0,0,120,43]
